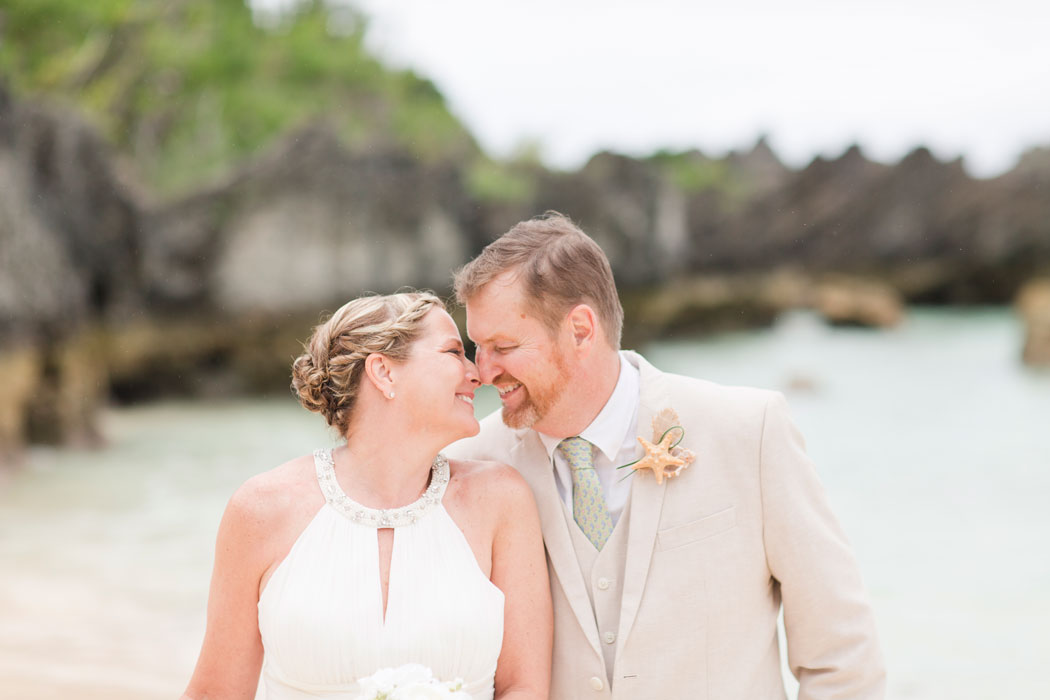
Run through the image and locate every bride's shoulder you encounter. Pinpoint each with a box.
[209,454,322,578]
[225,453,321,527]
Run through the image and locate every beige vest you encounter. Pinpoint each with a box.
[562,498,631,685]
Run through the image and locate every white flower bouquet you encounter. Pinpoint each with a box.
[356,663,471,700]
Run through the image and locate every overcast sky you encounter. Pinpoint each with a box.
[261,0,1050,177]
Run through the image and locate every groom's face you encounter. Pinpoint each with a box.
[465,273,574,434]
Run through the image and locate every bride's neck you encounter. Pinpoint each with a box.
[337,410,441,508]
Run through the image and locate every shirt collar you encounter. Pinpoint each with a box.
[538,352,640,461]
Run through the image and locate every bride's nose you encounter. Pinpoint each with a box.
[465,359,481,386]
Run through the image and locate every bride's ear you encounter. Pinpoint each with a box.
[363,353,397,399]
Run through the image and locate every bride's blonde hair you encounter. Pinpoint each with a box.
[291,291,443,436]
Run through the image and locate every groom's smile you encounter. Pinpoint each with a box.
[496,381,521,393]
[489,365,566,430]
[495,381,523,399]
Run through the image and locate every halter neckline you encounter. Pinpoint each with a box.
[313,448,450,528]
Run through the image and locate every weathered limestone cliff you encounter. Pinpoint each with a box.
[143,126,473,313]
[2,85,1049,457]
[0,85,139,456]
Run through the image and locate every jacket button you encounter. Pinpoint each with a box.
[597,577,610,590]
[604,631,617,644]
[589,676,605,691]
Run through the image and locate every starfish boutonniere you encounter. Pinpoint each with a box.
[617,408,696,484]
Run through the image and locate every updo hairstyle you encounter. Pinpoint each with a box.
[291,292,444,436]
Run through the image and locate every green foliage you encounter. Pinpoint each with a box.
[465,158,538,204]
[0,0,478,194]
[648,149,730,193]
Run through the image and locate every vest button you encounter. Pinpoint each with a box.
[597,577,611,590]
[589,676,605,691]
[604,631,617,644]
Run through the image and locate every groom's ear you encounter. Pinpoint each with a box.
[566,304,599,351]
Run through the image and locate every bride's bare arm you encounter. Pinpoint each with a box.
[180,478,273,700]
[490,467,553,700]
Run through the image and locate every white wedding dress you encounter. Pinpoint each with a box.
[258,449,505,699]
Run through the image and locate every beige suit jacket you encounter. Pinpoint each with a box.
[446,351,885,700]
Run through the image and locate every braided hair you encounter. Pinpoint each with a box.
[290,292,443,436]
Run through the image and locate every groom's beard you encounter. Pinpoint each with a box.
[498,355,571,430]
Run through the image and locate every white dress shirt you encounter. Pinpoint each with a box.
[537,352,640,525]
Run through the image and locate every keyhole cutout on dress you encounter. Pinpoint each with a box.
[376,528,394,623]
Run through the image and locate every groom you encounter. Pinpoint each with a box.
[446,212,885,699]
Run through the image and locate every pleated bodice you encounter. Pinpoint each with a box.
[257,449,505,699]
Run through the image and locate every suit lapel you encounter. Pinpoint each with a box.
[617,352,670,648]
[509,431,604,659]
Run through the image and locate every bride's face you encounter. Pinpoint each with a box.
[394,308,481,444]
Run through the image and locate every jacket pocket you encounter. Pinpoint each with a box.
[657,506,736,551]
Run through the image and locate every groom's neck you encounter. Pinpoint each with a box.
[534,346,622,439]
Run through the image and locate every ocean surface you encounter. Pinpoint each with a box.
[1,308,1047,699]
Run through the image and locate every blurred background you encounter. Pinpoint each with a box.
[0,0,1048,698]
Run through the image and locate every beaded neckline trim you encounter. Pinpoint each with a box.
[313,448,450,528]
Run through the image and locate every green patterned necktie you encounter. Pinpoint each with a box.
[559,436,614,550]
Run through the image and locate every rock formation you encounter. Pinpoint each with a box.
[142,125,474,313]
[2,83,1050,456]
[0,83,140,455]
[1017,279,1050,366]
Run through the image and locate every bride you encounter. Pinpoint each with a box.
[181,292,552,700]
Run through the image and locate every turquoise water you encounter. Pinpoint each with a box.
[1,309,1046,698]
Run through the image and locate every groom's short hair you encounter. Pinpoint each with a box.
[454,211,624,348]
